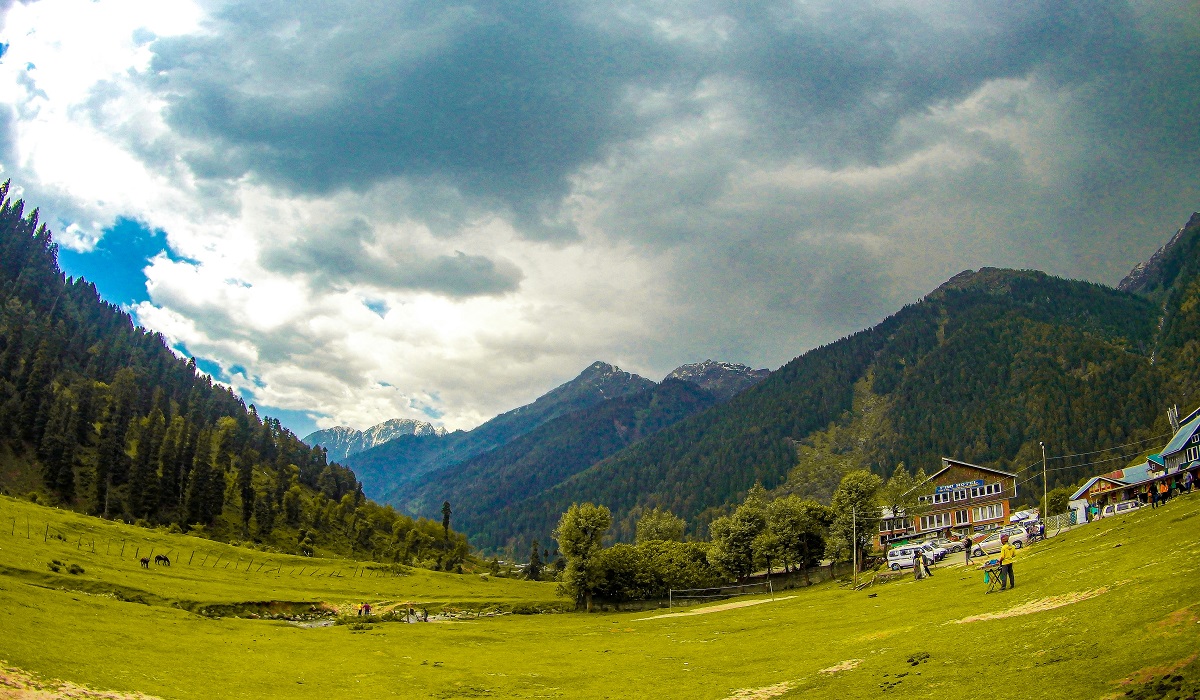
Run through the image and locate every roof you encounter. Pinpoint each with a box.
[1071,476,1128,501]
[1162,415,1200,457]
[902,457,1018,497]
[935,457,1018,479]
[1107,462,1155,484]
[1148,453,1165,467]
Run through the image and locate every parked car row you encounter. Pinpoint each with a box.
[885,524,1039,569]
[884,542,946,571]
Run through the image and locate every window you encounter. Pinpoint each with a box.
[972,504,1003,521]
[954,509,969,525]
[920,512,950,530]
[953,489,967,501]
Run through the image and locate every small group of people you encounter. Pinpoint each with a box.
[357,602,373,616]
[1149,471,1196,508]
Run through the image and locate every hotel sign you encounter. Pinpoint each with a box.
[935,479,984,494]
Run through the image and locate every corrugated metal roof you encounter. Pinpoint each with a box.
[1162,415,1200,457]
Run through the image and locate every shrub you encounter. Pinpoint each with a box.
[67,564,84,575]
[47,561,61,573]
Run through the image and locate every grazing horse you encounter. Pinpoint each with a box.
[154,554,171,566]
[139,557,151,569]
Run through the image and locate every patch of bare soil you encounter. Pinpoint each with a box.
[0,662,160,699]
[634,596,795,621]
[720,680,795,699]
[1146,604,1199,637]
[818,659,862,675]
[952,587,1110,623]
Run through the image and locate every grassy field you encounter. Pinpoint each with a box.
[1,493,1199,699]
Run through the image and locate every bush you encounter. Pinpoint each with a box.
[47,561,61,573]
[67,563,84,575]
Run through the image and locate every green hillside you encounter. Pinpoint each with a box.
[401,378,719,548]
[480,218,1198,549]
[0,183,468,566]
[343,361,655,500]
[1,478,1198,699]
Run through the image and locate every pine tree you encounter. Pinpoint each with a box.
[127,408,165,520]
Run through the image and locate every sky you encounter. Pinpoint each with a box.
[0,0,1197,438]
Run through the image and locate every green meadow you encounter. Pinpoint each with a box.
[1,493,1199,699]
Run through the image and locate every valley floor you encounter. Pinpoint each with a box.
[1,494,1199,699]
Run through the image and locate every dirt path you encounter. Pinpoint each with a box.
[634,596,795,621]
[0,662,160,699]
[952,587,1111,623]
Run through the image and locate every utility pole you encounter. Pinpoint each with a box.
[1040,441,1048,520]
[852,504,857,588]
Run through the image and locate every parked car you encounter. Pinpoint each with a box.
[1098,499,1144,519]
[929,537,965,554]
[1009,509,1039,524]
[919,542,947,561]
[971,529,1028,557]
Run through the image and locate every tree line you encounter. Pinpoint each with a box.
[0,182,468,568]
[550,467,928,610]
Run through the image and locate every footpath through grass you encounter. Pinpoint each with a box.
[2,493,1199,698]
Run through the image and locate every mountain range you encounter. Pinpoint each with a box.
[303,419,446,463]
[338,360,769,505]
[352,213,1200,553]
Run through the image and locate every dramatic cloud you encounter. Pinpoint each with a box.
[0,0,1196,435]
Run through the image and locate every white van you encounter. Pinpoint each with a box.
[886,545,923,570]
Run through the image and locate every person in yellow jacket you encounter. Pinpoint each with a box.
[998,534,1017,591]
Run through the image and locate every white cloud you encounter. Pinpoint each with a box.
[0,0,1195,434]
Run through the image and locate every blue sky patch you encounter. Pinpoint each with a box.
[58,217,165,306]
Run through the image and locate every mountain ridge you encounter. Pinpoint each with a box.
[456,216,1200,551]
[303,418,446,462]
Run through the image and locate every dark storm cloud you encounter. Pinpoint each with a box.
[716,1,1140,166]
[259,217,524,297]
[140,0,1151,240]
[147,0,675,238]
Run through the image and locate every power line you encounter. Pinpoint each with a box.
[1016,448,1153,488]
[1012,431,1173,477]
[1045,432,1174,462]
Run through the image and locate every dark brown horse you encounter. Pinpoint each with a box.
[154,554,171,566]
[139,557,150,568]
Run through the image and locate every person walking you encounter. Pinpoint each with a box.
[964,535,974,566]
[1158,480,1170,506]
[998,534,1016,591]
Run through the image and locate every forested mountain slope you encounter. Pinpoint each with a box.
[399,379,720,546]
[344,361,654,499]
[0,183,468,565]
[477,216,1199,552]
